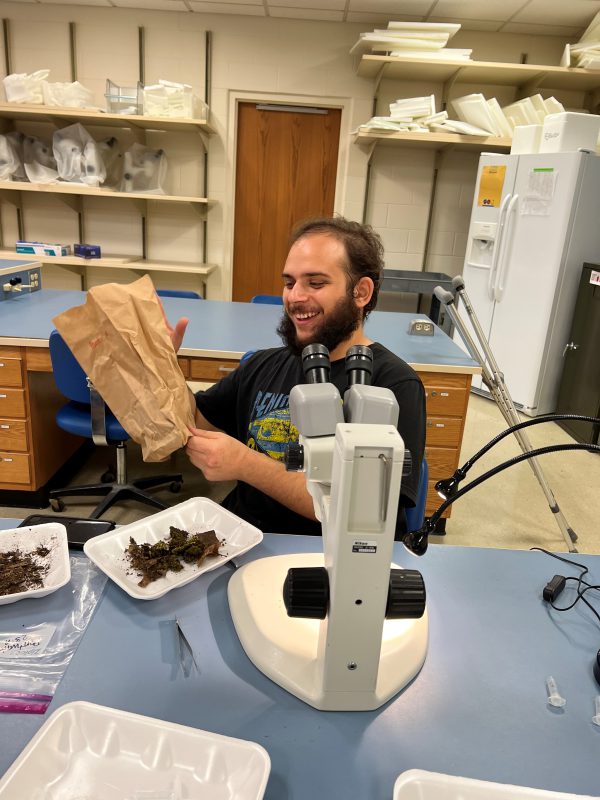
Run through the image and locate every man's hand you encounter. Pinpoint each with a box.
[157,294,189,353]
[186,427,250,482]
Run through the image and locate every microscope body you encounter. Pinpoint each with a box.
[228,347,428,711]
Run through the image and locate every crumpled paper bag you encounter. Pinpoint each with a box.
[53,274,195,461]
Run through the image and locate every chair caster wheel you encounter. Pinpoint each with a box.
[170,481,183,493]
[101,471,115,483]
[50,498,65,512]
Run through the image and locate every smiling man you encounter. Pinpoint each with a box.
[176,217,426,537]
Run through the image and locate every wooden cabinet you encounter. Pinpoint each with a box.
[0,345,82,495]
[420,370,472,519]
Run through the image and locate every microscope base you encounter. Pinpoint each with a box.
[228,553,428,711]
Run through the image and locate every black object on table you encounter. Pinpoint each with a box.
[380,270,456,335]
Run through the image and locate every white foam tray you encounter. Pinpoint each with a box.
[0,523,70,605]
[0,701,271,799]
[83,497,263,600]
[393,770,598,799]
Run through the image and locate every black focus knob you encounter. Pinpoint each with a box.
[386,569,426,619]
[284,442,304,472]
[283,567,329,619]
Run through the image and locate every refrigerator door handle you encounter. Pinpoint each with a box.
[494,193,519,302]
[487,192,512,300]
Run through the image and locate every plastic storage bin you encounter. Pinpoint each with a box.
[105,78,142,115]
[539,112,600,153]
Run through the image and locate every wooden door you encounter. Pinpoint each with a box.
[232,102,341,302]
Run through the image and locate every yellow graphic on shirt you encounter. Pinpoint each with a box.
[247,408,299,461]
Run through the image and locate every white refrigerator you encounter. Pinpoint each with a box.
[457,150,600,416]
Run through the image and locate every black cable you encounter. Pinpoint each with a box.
[531,547,600,627]
[429,443,599,530]
[436,414,600,498]
[403,442,600,555]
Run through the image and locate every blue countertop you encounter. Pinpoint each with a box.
[0,519,598,798]
[0,289,478,370]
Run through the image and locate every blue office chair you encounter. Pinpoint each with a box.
[156,289,202,300]
[250,294,283,305]
[48,330,183,520]
[405,457,429,532]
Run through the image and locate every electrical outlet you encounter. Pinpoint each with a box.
[409,319,434,336]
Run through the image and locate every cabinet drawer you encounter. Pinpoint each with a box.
[0,388,26,418]
[0,419,28,452]
[425,446,460,478]
[190,357,240,382]
[0,357,23,387]
[425,416,463,447]
[0,452,31,484]
[25,348,52,372]
[424,386,468,416]
[419,372,470,390]
[177,357,190,378]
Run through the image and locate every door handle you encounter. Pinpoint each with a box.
[495,193,519,301]
[562,342,579,357]
[488,193,511,300]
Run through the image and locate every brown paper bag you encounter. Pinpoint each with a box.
[53,274,195,462]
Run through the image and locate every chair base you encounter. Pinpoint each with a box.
[49,473,183,520]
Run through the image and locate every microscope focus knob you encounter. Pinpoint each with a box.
[284,442,304,472]
[386,569,426,619]
[283,567,329,619]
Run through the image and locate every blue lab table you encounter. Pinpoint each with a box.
[0,519,599,799]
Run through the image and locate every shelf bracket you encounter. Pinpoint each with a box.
[54,192,81,213]
[0,189,21,208]
[373,62,388,95]
[197,129,210,152]
[585,88,600,114]
[516,72,547,100]
[441,68,463,112]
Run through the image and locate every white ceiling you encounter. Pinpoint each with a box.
[15,0,600,37]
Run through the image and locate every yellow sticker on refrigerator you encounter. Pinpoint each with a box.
[477,165,506,208]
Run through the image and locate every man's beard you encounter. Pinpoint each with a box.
[276,291,362,358]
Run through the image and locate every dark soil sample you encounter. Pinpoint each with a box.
[126,526,222,587]
[0,547,51,597]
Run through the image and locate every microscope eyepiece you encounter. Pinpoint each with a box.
[301,344,331,384]
[345,344,373,387]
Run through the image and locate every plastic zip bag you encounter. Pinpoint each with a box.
[0,134,22,180]
[3,69,49,104]
[6,132,27,180]
[53,124,106,187]
[23,135,58,183]
[121,142,167,194]
[98,136,123,189]
[0,556,106,713]
[42,80,94,110]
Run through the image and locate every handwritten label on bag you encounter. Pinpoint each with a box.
[0,625,56,658]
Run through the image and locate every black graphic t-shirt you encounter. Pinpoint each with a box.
[195,343,426,537]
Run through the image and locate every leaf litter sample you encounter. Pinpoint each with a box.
[125,526,223,587]
[0,544,52,597]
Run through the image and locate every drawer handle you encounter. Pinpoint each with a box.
[430,391,449,397]
[0,362,4,367]
[427,422,445,428]
[2,458,13,462]
[218,366,235,373]
[0,394,6,399]
[0,424,9,429]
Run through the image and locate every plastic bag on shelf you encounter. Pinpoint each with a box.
[3,69,49,104]
[121,142,167,194]
[23,135,58,183]
[53,123,106,187]
[98,136,123,189]
[0,134,22,180]
[42,79,95,110]
[6,132,27,180]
